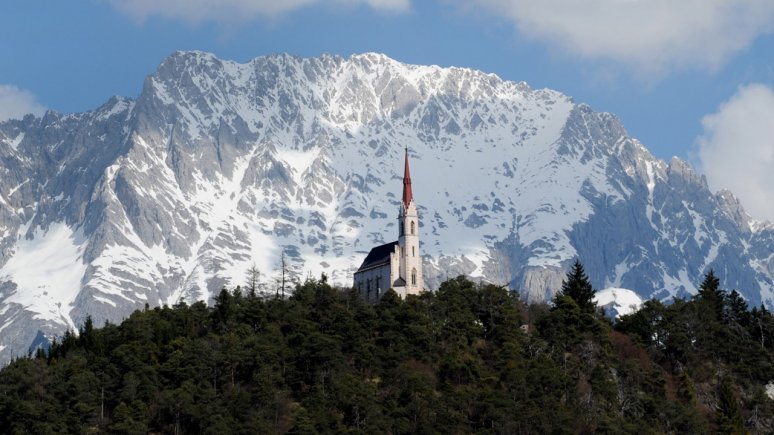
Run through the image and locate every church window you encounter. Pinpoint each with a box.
[410,221,415,235]
[411,268,417,285]
[400,220,404,236]
[412,246,415,257]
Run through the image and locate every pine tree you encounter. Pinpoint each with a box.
[726,290,750,327]
[557,260,596,313]
[677,371,698,408]
[213,287,233,330]
[79,315,96,351]
[697,270,725,321]
[716,379,746,434]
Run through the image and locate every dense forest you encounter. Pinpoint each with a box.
[2,262,774,434]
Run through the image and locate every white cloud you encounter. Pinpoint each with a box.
[108,0,410,23]
[463,0,774,76]
[697,84,774,222]
[0,85,46,122]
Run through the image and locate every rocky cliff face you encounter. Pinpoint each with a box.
[1,51,773,363]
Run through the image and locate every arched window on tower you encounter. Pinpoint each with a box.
[411,268,417,286]
[410,221,415,235]
[412,246,415,257]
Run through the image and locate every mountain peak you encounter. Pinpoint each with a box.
[717,189,753,232]
[667,156,707,189]
[1,51,773,366]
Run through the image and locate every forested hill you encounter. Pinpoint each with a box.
[2,269,774,434]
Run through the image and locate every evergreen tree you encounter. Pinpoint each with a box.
[557,259,596,313]
[677,371,698,408]
[726,289,750,327]
[79,315,97,352]
[716,379,746,434]
[213,287,234,331]
[3,272,774,433]
[697,270,725,320]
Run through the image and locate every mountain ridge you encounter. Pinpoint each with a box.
[1,51,773,364]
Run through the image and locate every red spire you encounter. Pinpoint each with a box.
[402,147,413,207]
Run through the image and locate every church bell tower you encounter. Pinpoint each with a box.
[352,148,424,300]
[399,148,423,294]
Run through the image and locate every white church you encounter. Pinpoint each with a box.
[353,149,424,301]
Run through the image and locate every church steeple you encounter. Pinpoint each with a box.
[397,147,422,294]
[402,148,413,208]
[352,148,424,301]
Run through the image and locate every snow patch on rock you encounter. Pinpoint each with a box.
[2,222,86,329]
[594,287,644,318]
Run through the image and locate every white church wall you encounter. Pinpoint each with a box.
[354,263,391,302]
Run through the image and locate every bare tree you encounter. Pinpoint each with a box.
[245,263,261,297]
[275,251,288,299]
[272,249,302,298]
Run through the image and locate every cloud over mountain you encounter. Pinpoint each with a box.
[698,83,774,223]
[0,85,46,122]
[108,0,410,23]
[463,0,774,76]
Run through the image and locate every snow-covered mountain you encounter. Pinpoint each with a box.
[594,288,644,318]
[1,51,773,363]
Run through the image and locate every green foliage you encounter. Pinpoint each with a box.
[697,269,725,321]
[716,378,747,434]
[0,270,773,433]
[556,259,597,313]
[615,271,774,433]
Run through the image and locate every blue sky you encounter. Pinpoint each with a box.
[2,0,774,220]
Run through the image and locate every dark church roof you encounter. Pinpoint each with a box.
[356,241,398,272]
